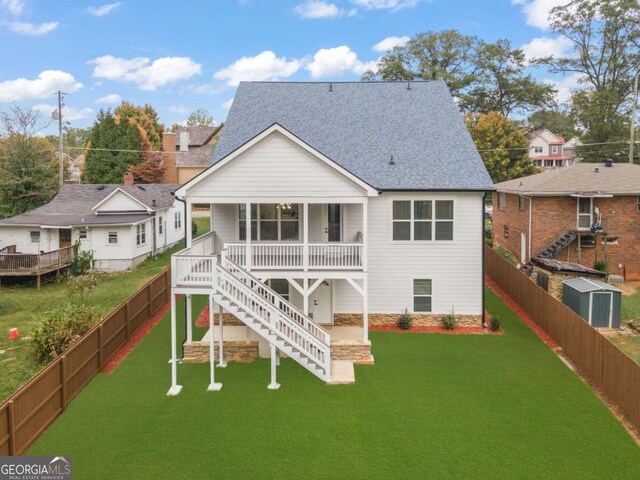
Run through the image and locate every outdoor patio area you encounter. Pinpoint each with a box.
[27,289,640,479]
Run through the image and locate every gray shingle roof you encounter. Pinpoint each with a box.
[213,81,494,191]
[175,126,219,147]
[177,145,214,168]
[0,184,180,227]
[496,163,640,195]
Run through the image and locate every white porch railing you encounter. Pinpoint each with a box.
[225,242,363,270]
[172,231,216,288]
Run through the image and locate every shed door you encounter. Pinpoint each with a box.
[590,292,612,328]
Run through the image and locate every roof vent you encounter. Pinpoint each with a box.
[604,158,613,167]
[407,82,412,90]
[137,185,146,191]
[152,199,156,207]
[389,155,395,166]
[96,185,105,191]
[594,167,600,173]
[329,82,333,92]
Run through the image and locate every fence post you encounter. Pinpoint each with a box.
[7,400,15,456]
[166,269,171,303]
[60,355,68,412]
[125,301,131,340]
[98,325,104,371]
[147,282,153,319]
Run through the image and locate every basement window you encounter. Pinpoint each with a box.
[413,279,432,313]
[579,235,595,247]
[602,236,619,245]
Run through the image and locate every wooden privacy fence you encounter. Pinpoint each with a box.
[485,246,640,431]
[0,267,171,456]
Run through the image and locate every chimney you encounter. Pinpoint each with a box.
[123,171,135,186]
[179,131,189,152]
[604,158,613,167]
[162,131,178,184]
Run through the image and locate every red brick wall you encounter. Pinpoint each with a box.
[493,193,640,280]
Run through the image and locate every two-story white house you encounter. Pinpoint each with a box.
[528,129,581,170]
[168,81,494,393]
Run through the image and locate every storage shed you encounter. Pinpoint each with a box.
[562,278,622,329]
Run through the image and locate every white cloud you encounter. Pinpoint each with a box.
[0,70,83,101]
[87,2,121,16]
[169,105,189,114]
[33,104,93,121]
[95,93,121,104]
[544,73,582,103]
[350,0,423,11]
[372,35,410,52]
[521,36,572,60]
[89,55,201,91]
[306,45,374,78]
[0,0,24,15]
[294,1,356,19]
[511,0,568,30]
[222,98,234,110]
[8,21,59,36]
[213,51,302,87]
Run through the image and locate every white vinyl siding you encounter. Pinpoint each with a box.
[188,131,367,199]
[94,191,147,213]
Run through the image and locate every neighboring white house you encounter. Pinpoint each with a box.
[528,129,581,170]
[167,81,494,393]
[0,176,185,273]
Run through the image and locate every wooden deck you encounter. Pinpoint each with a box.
[0,245,78,288]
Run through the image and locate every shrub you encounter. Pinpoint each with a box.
[70,249,94,276]
[397,309,413,330]
[31,303,98,363]
[441,312,457,330]
[495,246,518,266]
[594,260,608,272]
[489,314,502,332]
[67,269,105,305]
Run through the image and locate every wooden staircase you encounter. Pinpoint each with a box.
[536,231,577,259]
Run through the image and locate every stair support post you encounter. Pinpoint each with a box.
[207,294,222,391]
[268,344,280,390]
[185,294,193,344]
[167,293,182,396]
[218,304,227,368]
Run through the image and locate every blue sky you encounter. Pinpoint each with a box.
[0,0,575,134]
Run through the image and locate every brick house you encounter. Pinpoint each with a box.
[162,125,223,184]
[493,161,640,280]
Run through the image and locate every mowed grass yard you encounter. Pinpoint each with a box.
[0,216,211,402]
[610,285,640,364]
[28,288,640,479]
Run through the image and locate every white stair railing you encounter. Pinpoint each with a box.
[214,261,331,380]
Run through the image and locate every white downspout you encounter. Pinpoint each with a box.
[521,194,533,262]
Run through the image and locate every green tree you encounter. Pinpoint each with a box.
[83,110,144,184]
[0,106,58,218]
[186,108,216,127]
[364,30,556,117]
[541,0,640,160]
[526,110,579,140]
[464,112,537,183]
[44,126,91,153]
[114,101,164,150]
[464,39,556,117]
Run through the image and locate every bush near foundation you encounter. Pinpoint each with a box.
[397,309,413,330]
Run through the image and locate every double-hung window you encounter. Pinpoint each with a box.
[108,232,118,244]
[158,216,163,235]
[413,279,432,312]
[78,228,87,240]
[174,211,182,230]
[136,223,146,246]
[392,200,453,241]
[30,231,40,243]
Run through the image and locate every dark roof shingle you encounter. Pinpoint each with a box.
[213,81,493,191]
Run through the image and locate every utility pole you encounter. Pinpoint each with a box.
[630,75,638,164]
[53,90,67,186]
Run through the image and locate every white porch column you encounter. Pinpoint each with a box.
[362,200,368,272]
[218,304,227,368]
[302,277,309,315]
[186,200,193,249]
[303,202,309,271]
[185,294,193,343]
[267,344,280,390]
[363,276,369,342]
[207,295,222,391]
[167,293,182,396]
[245,202,252,270]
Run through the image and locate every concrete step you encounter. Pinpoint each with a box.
[326,360,355,385]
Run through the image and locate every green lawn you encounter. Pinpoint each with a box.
[28,289,640,479]
[610,287,640,364]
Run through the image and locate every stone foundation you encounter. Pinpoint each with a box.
[330,341,373,364]
[333,313,483,327]
[182,341,259,363]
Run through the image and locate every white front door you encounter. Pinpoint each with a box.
[321,204,342,242]
[310,280,332,324]
[520,232,527,264]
